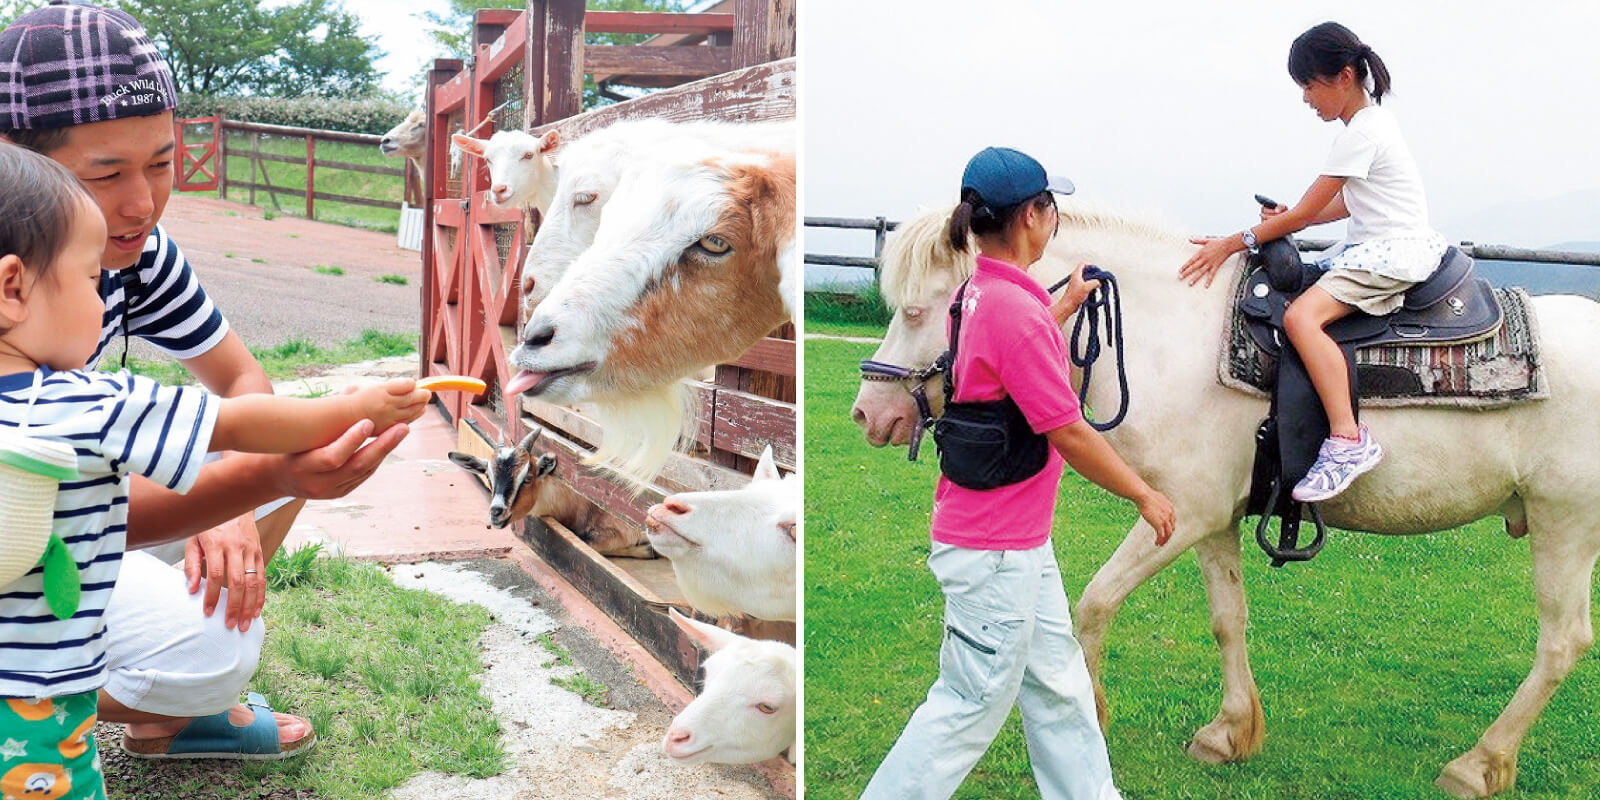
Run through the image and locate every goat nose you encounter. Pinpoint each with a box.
[523,325,555,348]
[663,498,691,516]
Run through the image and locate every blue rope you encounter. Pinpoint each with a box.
[1052,266,1129,431]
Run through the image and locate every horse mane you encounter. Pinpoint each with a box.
[878,200,1190,308]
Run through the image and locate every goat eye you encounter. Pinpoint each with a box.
[755,702,778,715]
[573,191,597,206]
[698,234,731,255]
[521,151,536,161]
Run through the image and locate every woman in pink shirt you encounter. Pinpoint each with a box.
[861,147,1176,800]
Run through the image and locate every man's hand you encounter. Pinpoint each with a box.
[271,417,411,501]
[185,514,266,631]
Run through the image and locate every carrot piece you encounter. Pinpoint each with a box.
[417,376,487,395]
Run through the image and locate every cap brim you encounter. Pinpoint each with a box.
[1046,175,1075,196]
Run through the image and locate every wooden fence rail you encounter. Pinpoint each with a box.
[193,118,425,218]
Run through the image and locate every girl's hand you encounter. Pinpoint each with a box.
[1179,236,1240,288]
[1137,489,1177,546]
[1259,203,1287,222]
[1048,262,1101,325]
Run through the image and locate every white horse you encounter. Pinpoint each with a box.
[507,138,795,481]
[850,203,1600,799]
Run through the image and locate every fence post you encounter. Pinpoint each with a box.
[249,132,258,206]
[216,113,227,201]
[305,134,315,220]
[873,216,887,283]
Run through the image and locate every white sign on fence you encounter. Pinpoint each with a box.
[397,203,424,251]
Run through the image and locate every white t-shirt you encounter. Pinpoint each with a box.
[0,368,217,699]
[1322,105,1438,248]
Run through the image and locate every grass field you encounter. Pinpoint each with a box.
[125,328,415,386]
[184,130,408,233]
[804,336,1600,800]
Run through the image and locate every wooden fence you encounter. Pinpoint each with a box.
[422,0,795,694]
[175,116,425,218]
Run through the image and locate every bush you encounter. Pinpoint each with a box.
[180,94,414,136]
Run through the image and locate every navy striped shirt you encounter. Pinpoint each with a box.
[89,224,229,370]
[0,368,217,698]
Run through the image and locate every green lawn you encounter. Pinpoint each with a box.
[125,328,416,386]
[186,131,408,233]
[804,337,1600,800]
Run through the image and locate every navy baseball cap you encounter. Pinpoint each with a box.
[0,1,177,131]
[960,147,1075,209]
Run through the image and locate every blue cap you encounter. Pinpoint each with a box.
[960,147,1075,209]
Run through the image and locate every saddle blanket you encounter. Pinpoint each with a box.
[1219,267,1548,408]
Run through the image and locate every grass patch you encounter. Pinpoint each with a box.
[551,673,609,708]
[125,328,416,385]
[266,542,322,590]
[204,134,402,233]
[224,252,235,258]
[251,257,268,264]
[804,337,1600,800]
[313,264,345,276]
[536,632,573,667]
[262,209,278,221]
[376,274,409,286]
[103,556,505,799]
[805,285,892,328]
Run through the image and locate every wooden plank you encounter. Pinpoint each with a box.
[226,183,400,211]
[583,45,731,78]
[303,158,407,177]
[520,424,662,526]
[518,400,748,495]
[531,57,794,139]
[712,388,795,468]
[584,11,733,35]
[305,135,315,219]
[532,0,585,125]
[481,10,528,81]
[468,192,524,224]
[222,120,381,146]
[731,0,768,68]
[767,0,796,61]
[725,335,794,376]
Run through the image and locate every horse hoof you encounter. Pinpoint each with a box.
[1436,749,1516,798]
[1186,722,1246,764]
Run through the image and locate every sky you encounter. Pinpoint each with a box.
[340,0,451,101]
[801,0,1600,276]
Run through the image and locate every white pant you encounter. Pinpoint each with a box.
[861,542,1120,800]
[100,549,266,718]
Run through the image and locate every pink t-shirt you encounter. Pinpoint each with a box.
[930,255,1083,550]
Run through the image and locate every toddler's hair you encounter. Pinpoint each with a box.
[1288,22,1392,104]
[0,143,92,278]
[946,189,1055,253]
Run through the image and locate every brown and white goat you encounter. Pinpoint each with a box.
[447,426,655,559]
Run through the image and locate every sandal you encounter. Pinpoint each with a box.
[120,692,316,761]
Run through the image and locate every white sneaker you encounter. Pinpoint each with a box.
[1292,426,1383,503]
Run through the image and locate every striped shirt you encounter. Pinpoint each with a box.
[89,224,229,370]
[0,368,217,699]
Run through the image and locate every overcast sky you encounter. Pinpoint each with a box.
[340,0,446,101]
[801,0,1600,263]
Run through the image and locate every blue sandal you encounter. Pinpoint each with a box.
[121,692,316,761]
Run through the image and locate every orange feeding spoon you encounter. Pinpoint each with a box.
[417,376,488,395]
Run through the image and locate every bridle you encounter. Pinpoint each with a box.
[857,264,1130,459]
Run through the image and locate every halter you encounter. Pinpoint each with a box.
[858,264,1131,460]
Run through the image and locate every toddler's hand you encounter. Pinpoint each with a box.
[353,378,431,430]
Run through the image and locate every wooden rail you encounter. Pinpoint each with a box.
[208,119,417,220]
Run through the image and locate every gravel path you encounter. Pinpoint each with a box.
[118,194,423,363]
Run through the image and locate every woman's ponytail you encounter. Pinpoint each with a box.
[946,198,975,253]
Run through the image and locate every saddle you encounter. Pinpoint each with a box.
[1240,237,1504,566]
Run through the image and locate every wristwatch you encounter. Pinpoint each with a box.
[1241,228,1260,254]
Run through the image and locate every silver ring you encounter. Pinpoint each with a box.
[243,569,259,575]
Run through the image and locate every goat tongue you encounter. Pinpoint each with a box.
[504,369,546,396]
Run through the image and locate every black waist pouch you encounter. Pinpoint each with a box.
[934,395,1050,490]
[932,279,1051,491]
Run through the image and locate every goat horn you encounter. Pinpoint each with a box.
[518,425,544,451]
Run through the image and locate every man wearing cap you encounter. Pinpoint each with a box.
[0,1,407,760]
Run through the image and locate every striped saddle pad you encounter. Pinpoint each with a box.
[1219,268,1548,408]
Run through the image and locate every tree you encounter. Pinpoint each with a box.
[114,0,380,97]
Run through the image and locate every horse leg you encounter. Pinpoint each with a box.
[1075,516,1218,730]
[1185,529,1265,763]
[1436,512,1599,799]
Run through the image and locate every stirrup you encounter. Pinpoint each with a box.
[1253,476,1328,567]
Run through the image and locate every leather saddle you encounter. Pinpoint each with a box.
[1239,237,1503,566]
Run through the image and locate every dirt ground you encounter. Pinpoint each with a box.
[123,194,423,361]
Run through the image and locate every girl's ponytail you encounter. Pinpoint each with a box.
[1360,44,1392,103]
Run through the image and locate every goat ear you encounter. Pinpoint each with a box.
[536,454,557,477]
[447,451,489,475]
[752,445,780,482]
[538,130,561,154]
[669,608,738,653]
[451,133,486,157]
[518,425,544,453]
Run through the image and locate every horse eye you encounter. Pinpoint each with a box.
[699,234,731,254]
[573,191,597,206]
[756,702,778,715]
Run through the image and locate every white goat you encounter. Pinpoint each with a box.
[447,425,654,559]
[644,446,795,621]
[663,609,796,765]
[450,129,561,214]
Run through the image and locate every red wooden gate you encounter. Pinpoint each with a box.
[172,115,220,192]
[420,0,795,697]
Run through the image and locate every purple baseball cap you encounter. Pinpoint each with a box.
[0,1,177,131]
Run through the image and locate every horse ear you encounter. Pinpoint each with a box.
[669,608,737,653]
[452,133,486,157]
[752,445,780,482]
[448,451,488,475]
[538,130,560,154]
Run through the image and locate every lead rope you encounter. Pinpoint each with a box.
[1050,266,1129,431]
